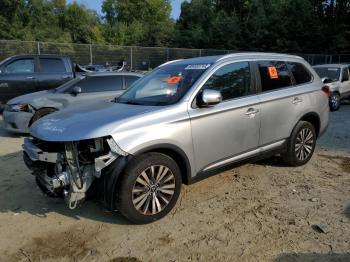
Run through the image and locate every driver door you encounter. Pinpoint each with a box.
[340,67,350,97]
[188,61,261,173]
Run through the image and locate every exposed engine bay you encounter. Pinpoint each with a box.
[22,136,127,209]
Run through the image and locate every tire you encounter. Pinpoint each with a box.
[30,108,56,126]
[115,152,182,224]
[329,93,341,111]
[282,121,316,166]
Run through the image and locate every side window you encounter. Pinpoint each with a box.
[125,76,140,89]
[342,67,349,82]
[288,62,312,85]
[202,62,252,101]
[77,76,123,93]
[258,61,292,92]
[5,59,34,74]
[40,58,66,73]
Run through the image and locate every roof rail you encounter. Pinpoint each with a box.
[158,59,183,68]
[216,52,301,62]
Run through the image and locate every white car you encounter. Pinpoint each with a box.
[313,64,350,111]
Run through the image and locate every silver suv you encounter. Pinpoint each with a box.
[313,64,350,111]
[23,53,329,224]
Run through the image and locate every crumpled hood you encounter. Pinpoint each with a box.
[30,101,158,142]
[7,90,51,106]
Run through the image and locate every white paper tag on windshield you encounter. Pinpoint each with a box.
[185,64,211,70]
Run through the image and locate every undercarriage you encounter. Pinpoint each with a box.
[23,136,127,209]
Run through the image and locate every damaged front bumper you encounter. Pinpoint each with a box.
[3,110,33,133]
[22,137,128,209]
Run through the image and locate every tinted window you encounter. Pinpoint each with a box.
[40,58,66,73]
[71,75,123,93]
[202,62,252,101]
[258,61,292,92]
[125,75,140,89]
[342,68,349,82]
[5,59,34,73]
[288,62,312,85]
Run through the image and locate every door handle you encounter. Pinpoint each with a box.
[292,97,303,104]
[26,76,35,80]
[245,108,259,116]
[62,76,70,79]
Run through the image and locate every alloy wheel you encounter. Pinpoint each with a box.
[132,165,176,215]
[330,94,340,109]
[295,127,314,161]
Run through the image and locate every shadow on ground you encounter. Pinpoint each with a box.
[344,203,350,220]
[275,253,350,262]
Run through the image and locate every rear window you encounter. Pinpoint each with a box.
[70,75,124,93]
[258,61,292,92]
[40,58,66,73]
[288,62,312,85]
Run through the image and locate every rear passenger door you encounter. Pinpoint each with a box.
[37,57,73,91]
[340,67,350,97]
[256,60,312,146]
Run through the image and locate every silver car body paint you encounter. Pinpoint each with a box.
[3,72,143,133]
[29,53,329,179]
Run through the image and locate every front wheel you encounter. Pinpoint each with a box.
[115,153,182,224]
[329,93,341,111]
[282,121,316,166]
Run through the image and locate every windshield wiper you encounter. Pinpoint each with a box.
[117,99,142,105]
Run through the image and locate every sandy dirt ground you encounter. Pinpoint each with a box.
[0,105,349,262]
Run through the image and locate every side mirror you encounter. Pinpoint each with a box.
[321,77,330,84]
[71,86,82,95]
[197,89,222,107]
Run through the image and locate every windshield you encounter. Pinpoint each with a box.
[314,67,341,82]
[117,63,211,106]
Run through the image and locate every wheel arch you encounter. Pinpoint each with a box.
[29,106,58,126]
[133,144,192,185]
[298,112,321,138]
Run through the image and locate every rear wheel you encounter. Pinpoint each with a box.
[30,108,56,126]
[115,153,182,224]
[329,93,340,111]
[282,121,316,166]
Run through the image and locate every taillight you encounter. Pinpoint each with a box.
[322,85,330,97]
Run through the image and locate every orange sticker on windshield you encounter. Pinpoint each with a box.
[167,76,182,85]
[268,66,278,79]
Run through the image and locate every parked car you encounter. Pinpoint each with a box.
[313,64,350,111]
[3,72,143,133]
[81,64,113,72]
[23,53,329,224]
[0,54,75,110]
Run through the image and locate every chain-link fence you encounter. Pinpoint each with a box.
[0,40,349,70]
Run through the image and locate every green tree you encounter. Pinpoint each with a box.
[102,0,173,46]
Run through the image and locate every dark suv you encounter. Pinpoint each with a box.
[0,54,74,108]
